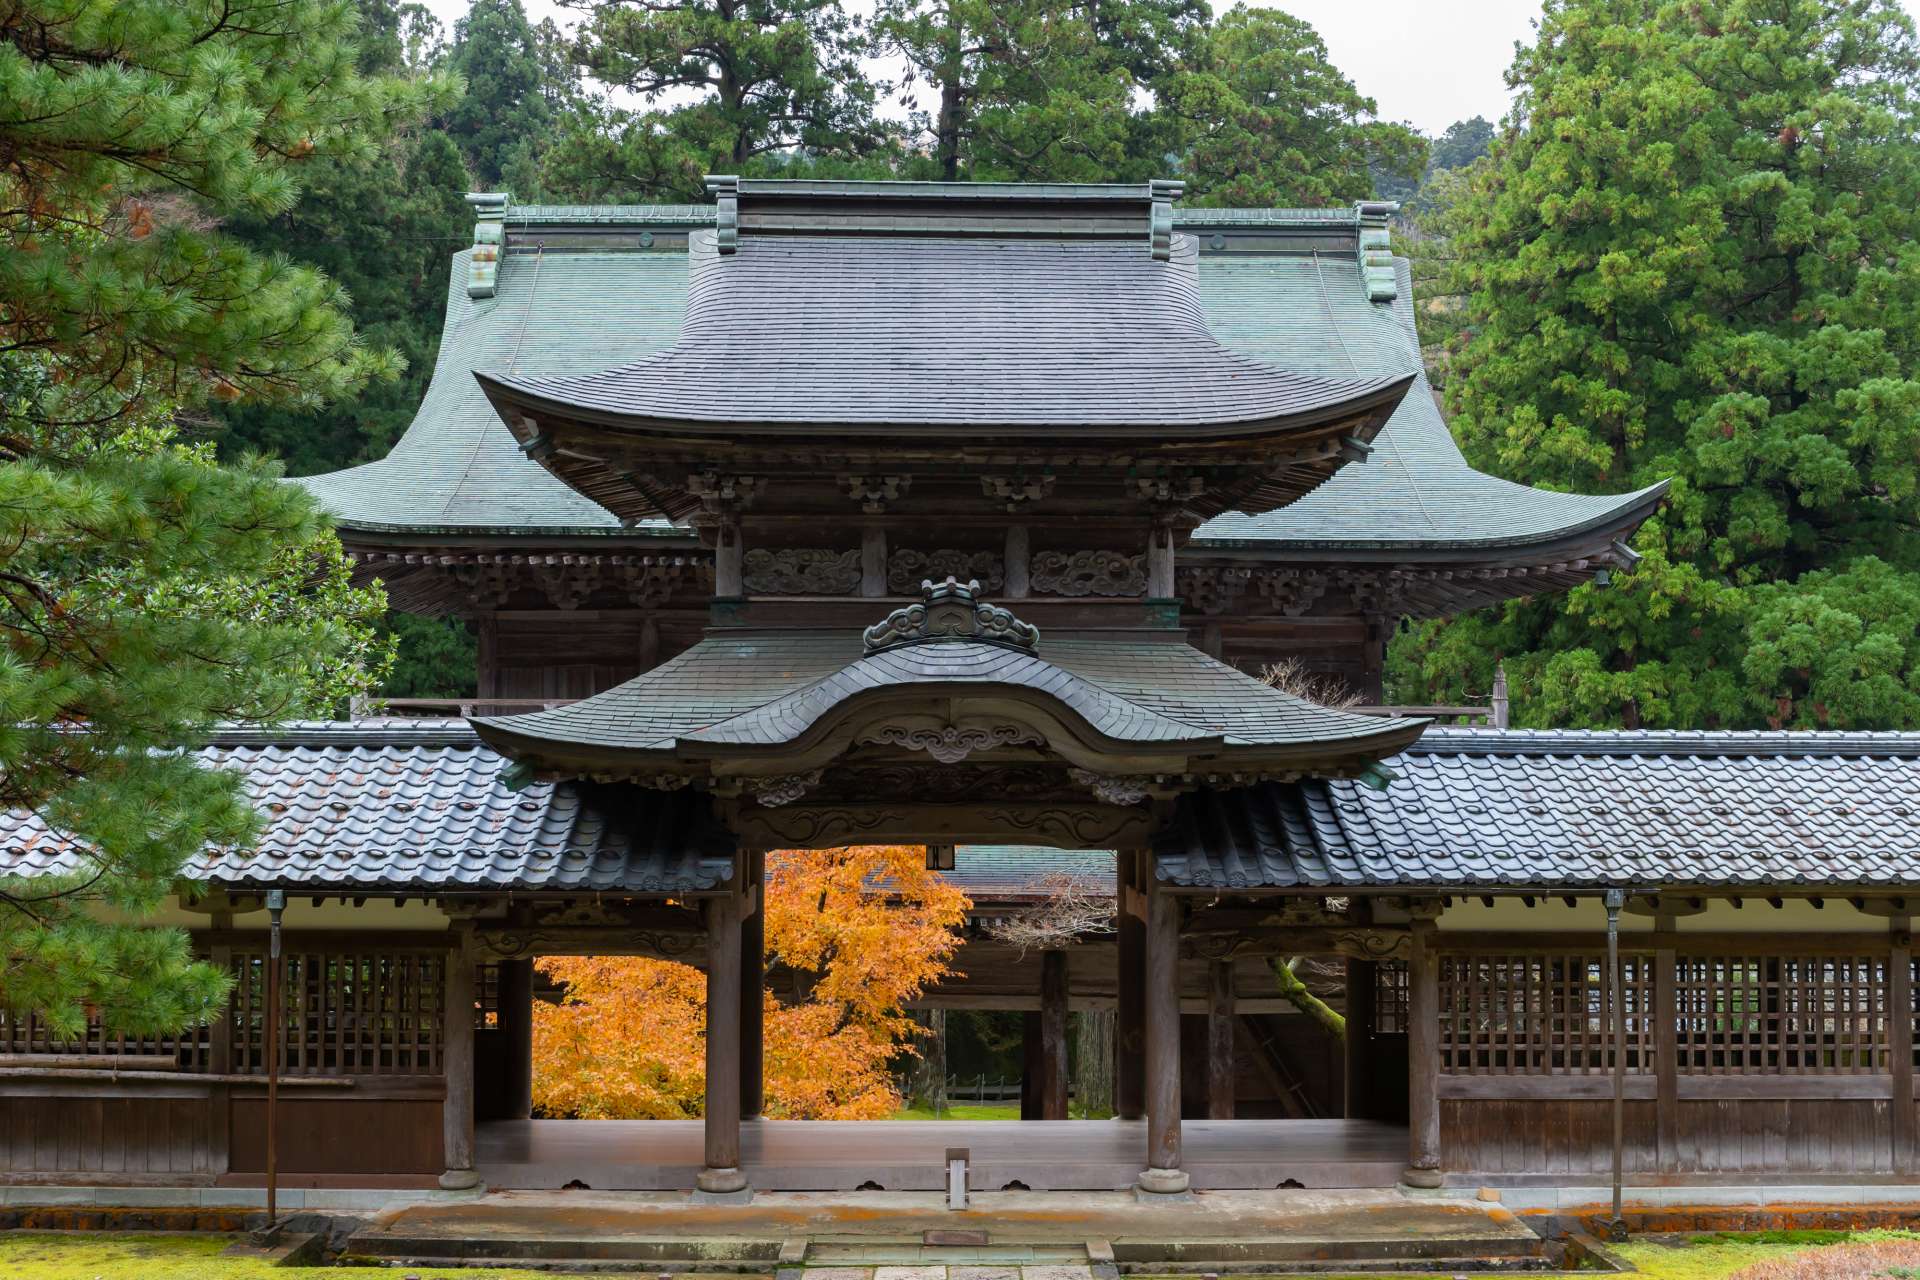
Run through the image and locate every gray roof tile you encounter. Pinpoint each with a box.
[478,232,1406,432]
[1154,728,1920,890]
[0,722,734,893]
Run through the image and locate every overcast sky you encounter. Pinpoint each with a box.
[417,0,1920,138]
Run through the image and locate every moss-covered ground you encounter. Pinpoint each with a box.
[6,1227,1920,1279]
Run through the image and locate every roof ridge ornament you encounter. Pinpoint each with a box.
[1356,201,1397,302]
[1150,180,1183,261]
[707,175,739,255]
[466,191,509,298]
[863,577,1040,654]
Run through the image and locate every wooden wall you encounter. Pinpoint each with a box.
[1429,929,1917,1181]
[0,1087,221,1181]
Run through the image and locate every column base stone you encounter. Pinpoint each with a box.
[693,1167,752,1203]
[1400,1166,1445,1190]
[435,1169,485,1195]
[1134,1167,1192,1200]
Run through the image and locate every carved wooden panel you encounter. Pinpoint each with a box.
[742,548,862,595]
[1029,550,1146,597]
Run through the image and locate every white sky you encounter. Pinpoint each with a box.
[418,0,1920,138]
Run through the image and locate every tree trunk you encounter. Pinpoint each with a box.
[1071,1009,1114,1118]
[904,1008,948,1113]
[1271,956,1346,1039]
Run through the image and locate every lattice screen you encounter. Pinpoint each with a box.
[230,950,447,1076]
[0,1008,210,1069]
[1438,953,1654,1074]
[1676,954,1888,1074]
[1373,960,1409,1035]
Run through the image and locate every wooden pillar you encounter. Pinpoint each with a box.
[1892,917,1913,1175]
[1137,860,1188,1194]
[1344,902,1376,1120]
[1654,917,1678,1172]
[1005,526,1030,598]
[1020,1012,1042,1120]
[208,940,234,1175]
[740,850,766,1120]
[1040,950,1070,1120]
[1402,918,1442,1188]
[440,931,481,1190]
[1207,959,1235,1120]
[698,888,748,1196]
[497,958,535,1120]
[1115,850,1146,1120]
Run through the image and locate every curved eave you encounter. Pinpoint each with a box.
[1191,478,1670,558]
[475,367,1416,442]
[471,681,1428,781]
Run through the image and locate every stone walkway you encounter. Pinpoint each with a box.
[802,1268,1095,1280]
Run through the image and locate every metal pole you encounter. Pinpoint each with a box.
[1605,887,1626,1242]
[264,889,285,1225]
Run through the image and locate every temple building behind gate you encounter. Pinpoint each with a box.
[2,179,1915,1201]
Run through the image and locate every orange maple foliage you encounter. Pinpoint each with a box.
[533,846,970,1120]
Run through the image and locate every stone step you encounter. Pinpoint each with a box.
[343,1230,782,1266]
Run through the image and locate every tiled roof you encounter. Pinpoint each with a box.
[297,196,1659,553]
[470,631,1423,764]
[477,232,1408,433]
[1153,728,1920,890]
[0,722,735,894]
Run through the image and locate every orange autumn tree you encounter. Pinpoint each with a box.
[533,846,970,1120]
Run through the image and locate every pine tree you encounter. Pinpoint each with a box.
[1163,5,1425,206]
[542,0,881,202]
[874,0,1203,183]
[1391,0,1920,729]
[0,0,442,1034]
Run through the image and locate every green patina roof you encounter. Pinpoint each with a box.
[299,197,1662,549]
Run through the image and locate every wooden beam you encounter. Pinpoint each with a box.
[497,958,535,1121]
[697,888,747,1196]
[439,929,480,1190]
[1893,918,1913,1176]
[1115,850,1145,1121]
[1040,950,1070,1121]
[1403,918,1441,1188]
[1344,901,1376,1120]
[740,850,766,1121]
[1207,959,1235,1120]
[1654,920,1677,1172]
[1137,859,1187,1194]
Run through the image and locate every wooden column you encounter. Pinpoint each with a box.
[1040,950,1070,1120]
[1206,959,1235,1120]
[208,940,233,1175]
[1402,918,1442,1188]
[698,888,748,1196]
[497,958,535,1120]
[740,850,766,1120]
[1137,860,1188,1194]
[1654,918,1678,1171]
[1893,917,1914,1175]
[1343,902,1375,1120]
[1020,1012,1042,1120]
[440,931,481,1190]
[1005,526,1031,598]
[1115,850,1146,1120]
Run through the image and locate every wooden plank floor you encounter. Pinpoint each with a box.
[478,1119,1409,1191]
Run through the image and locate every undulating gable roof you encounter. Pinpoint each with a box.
[0,722,735,895]
[295,198,1661,556]
[1154,729,1920,890]
[295,246,691,536]
[469,630,1423,769]
[1187,256,1666,552]
[475,231,1409,436]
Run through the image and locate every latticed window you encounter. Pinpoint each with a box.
[0,1007,210,1070]
[1676,954,1888,1074]
[230,950,447,1076]
[1373,960,1409,1035]
[1438,953,1654,1074]
[475,960,501,1030]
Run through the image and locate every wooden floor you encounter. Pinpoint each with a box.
[477,1118,1409,1191]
